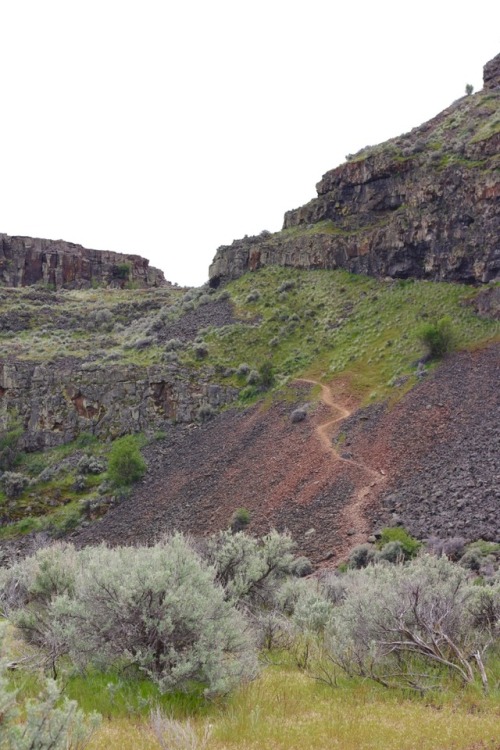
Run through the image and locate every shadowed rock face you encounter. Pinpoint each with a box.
[209,53,500,287]
[0,234,167,289]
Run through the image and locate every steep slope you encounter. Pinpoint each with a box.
[73,343,499,563]
[209,53,500,287]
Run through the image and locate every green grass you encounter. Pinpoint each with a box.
[193,268,498,405]
[11,663,500,750]
[4,622,500,750]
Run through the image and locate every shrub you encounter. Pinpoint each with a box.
[1,537,258,696]
[0,424,23,471]
[231,507,250,532]
[278,280,295,293]
[236,363,250,377]
[107,436,146,487]
[203,529,296,607]
[418,316,455,359]
[460,549,482,572]
[246,369,260,385]
[323,556,496,690]
[193,343,208,359]
[246,290,260,303]
[77,455,106,475]
[1,471,29,499]
[164,338,183,351]
[376,540,404,563]
[0,652,100,750]
[377,527,421,559]
[198,403,216,422]
[348,543,376,569]
[465,83,474,96]
[259,361,275,389]
[112,263,131,280]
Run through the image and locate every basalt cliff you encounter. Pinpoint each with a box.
[209,53,500,287]
[0,234,166,289]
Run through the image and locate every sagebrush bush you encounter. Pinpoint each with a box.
[0,649,100,750]
[1,537,258,696]
[77,455,106,475]
[348,543,376,569]
[322,555,499,690]
[198,403,216,422]
[204,529,296,607]
[1,471,29,499]
[107,435,146,486]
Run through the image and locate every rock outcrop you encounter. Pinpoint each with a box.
[210,53,500,287]
[0,234,167,289]
[0,359,237,450]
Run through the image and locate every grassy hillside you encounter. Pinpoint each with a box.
[194,268,498,403]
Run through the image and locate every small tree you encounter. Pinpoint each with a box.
[465,83,474,96]
[107,435,146,486]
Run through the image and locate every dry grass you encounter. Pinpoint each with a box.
[85,666,500,750]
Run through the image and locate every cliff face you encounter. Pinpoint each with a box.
[0,359,237,451]
[209,53,500,287]
[0,234,167,289]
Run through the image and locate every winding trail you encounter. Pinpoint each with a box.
[296,378,387,560]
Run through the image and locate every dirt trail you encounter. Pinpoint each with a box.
[297,378,387,560]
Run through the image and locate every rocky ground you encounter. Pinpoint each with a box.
[74,343,500,563]
[364,344,500,542]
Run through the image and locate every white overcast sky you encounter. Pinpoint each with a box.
[1,1,499,286]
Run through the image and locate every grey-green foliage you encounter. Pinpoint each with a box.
[0,634,100,749]
[1,536,258,696]
[321,556,499,690]
[203,529,297,607]
[348,543,376,569]
[88,308,113,331]
[150,709,212,750]
[1,471,29,499]
[76,455,106,475]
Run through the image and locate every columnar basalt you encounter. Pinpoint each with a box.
[209,53,500,287]
[0,234,167,289]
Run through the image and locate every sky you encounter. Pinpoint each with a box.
[1,1,499,287]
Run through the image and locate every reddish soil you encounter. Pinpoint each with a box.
[74,343,500,564]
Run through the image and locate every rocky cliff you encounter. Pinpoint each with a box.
[0,234,167,289]
[209,53,500,287]
[0,359,237,451]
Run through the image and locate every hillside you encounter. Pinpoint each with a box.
[0,53,499,562]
